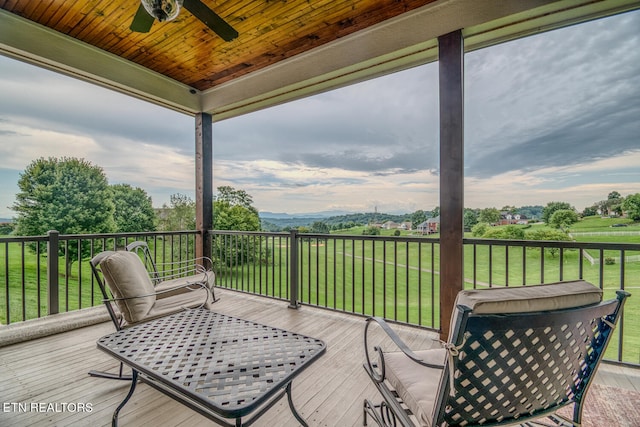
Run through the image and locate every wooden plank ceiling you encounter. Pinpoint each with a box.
[0,0,437,91]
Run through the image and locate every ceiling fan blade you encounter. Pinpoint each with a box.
[130,3,155,33]
[183,0,238,42]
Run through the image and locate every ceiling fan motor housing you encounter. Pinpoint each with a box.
[141,0,183,22]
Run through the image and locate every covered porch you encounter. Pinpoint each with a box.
[2,288,640,426]
[1,1,640,425]
[2,0,639,338]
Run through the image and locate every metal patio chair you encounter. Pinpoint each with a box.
[126,240,218,303]
[89,250,214,380]
[363,280,630,427]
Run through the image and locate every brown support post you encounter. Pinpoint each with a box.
[195,113,213,262]
[438,30,464,341]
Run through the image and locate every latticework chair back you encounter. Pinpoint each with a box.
[434,291,627,427]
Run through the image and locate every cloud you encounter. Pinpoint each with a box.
[464,11,640,178]
[213,159,440,214]
[0,10,638,218]
[0,57,194,153]
[465,151,640,210]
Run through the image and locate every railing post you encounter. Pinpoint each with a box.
[288,230,300,309]
[195,112,213,264]
[47,230,59,315]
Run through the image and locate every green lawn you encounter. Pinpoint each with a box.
[2,217,639,363]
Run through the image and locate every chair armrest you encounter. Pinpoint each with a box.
[153,256,213,282]
[104,281,207,302]
[364,317,444,383]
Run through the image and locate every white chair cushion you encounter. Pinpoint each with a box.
[456,280,602,314]
[384,348,447,427]
[100,251,156,324]
[448,280,602,341]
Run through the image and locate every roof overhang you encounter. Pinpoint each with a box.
[1,0,638,121]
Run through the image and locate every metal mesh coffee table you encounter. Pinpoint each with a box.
[97,308,326,426]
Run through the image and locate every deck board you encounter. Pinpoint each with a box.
[1,288,638,426]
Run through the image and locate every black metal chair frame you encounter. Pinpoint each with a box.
[88,250,210,380]
[126,240,218,302]
[364,290,629,427]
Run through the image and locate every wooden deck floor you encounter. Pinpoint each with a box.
[1,288,639,427]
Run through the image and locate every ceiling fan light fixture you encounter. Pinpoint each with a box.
[140,0,183,22]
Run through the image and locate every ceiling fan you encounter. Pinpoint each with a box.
[130,0,238,42]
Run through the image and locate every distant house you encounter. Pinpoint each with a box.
[498,212,528,225]
[381,221,399,230]
[417,216,440,234]
[399,221,412,230]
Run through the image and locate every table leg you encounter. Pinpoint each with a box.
[112,369,139,427]
[286,382,308,427]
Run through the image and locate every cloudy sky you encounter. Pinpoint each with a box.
[0,10,638,219]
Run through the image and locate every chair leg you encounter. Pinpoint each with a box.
[89,361,133,381]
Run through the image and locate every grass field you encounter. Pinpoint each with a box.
[1,216,639,363]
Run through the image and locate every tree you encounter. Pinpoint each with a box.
[215,186,259,216]
[542,201,574,224]
[608,191,621,200]
[158,193,195,231]
[362,226,380,236]
[12,157,115,270]
[463,209,478,231]
[471,222,489,237]
[111,184,156,232]
[606,191,623,216]
[549,209,579,230]
[213,186,260,231]
[582,205,598,217]
[525,229,571,258]
[213,202,260,231]
[212,187,262,267]
[501,205,517,214]
[478,208,500,224]
[0,222,14,235]
[411,210,427,229]
[517,205,544,221]
[622,193,640,221]
[482,225,525,240]
[310,221,330,234]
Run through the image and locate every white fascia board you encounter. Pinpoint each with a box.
[0,9,200,115]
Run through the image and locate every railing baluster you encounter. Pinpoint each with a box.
[21,242,26,321]
[559,247,564,281]
[472,243,477,288]
[4,241,10,323]
[505,244,509,287]
[431,241,435,327]
[522,246,526,286]
[382,239,387,319]
[418,241,422,325]
[371,240,376,317]
[2,229,639,365]
[489,244,493,286]
[540,247,545,283]
[37,241,42,318]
